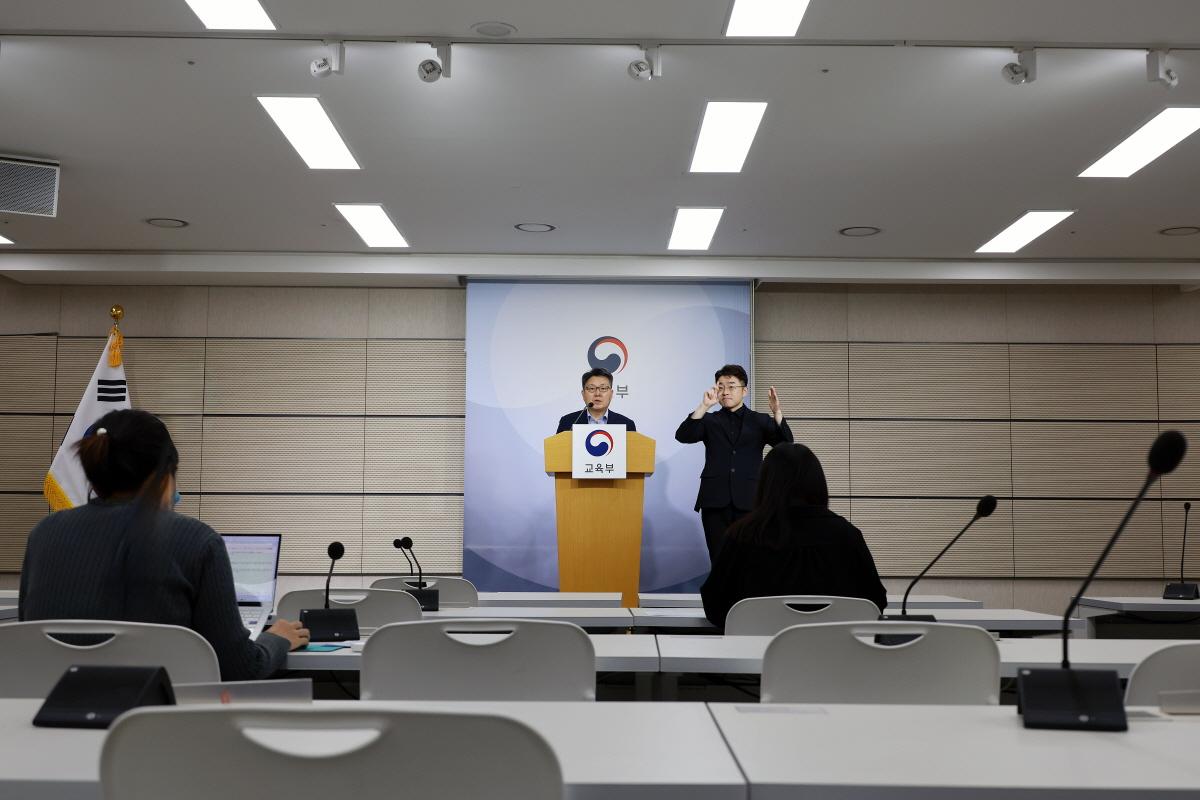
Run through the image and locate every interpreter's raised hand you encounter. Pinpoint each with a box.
[267,618,311,651]
[702,385,720,409]
[768,386,783,421]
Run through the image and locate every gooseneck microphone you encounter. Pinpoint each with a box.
[393,537,416,576]
[571,402,594,427]
[898,494,997,619]
[1020,429,1187,731]
[1163,501,1199,600]
[396,537,439,610]
[323,541,344,609]
[298,540,359,642]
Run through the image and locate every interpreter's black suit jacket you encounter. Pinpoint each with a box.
[675,406,793,511]
[556,409,637,434]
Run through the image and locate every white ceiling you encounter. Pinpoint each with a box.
[1,1,1199,284]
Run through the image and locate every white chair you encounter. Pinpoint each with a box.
[275,588,421,630]
[0,620,219,698]
[761,620,1000,704]
[370,575,479,607]
[724,594,880,635]
[1125,642,1200,706]
[102,705,563,800]
[361,619,595,701]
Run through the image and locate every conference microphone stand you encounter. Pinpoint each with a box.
[1163,501,1199,600]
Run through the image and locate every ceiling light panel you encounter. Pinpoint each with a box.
[335,204,409,248]
[976,211,1073,254]
[183,0,275,30]
[689,102,768,173]
[668,208,724,250]
[1080,108,1200,178]
[725,0,812,36]
[257,97,359,170]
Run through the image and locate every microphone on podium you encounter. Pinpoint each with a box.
[571,402,594,427]
[1163,501,1199,600]
[395,536,439,611]
[298,540,360,642]
[1019,429,1187,732]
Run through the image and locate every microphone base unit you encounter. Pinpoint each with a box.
[299,608,360,642]
[1017,667,1127,732]
[1162,582,1200,600]
[874,614,937,646]
[404,587,440,611]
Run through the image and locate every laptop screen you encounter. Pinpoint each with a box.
[221,534,281,605]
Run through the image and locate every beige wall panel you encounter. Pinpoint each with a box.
[364,418,464,493]
[0,495,49,570]
[1011,422,1161,498]
[753,342,848,418]
[0,416,53,491]
[846,286,1007,342]
[175,495,201,518]
[204,339,366,414]
[201,417,364,492]
[0,283,59,335]
[1005,286,1155,343]
[849,421,1012,496]
[754,288,848,341]
[208,287,368,338]
[1152,286,1200,344]
[365,340,465,416]
[829,499,851,518]
[1010,344,1157,420]
[54,338,205,414]
[881,577,1014,609]
[849,343,1010,418]
[52,414,202,494]
[780,420,849,497]
[1013,500,1163,577]
[1160,501,1199,583]
[1,335,56,412]
[852,498,1014,577]
[362,495,464,573]
[368,288,466,339]
[59,286,209,337]
[1156,346,1200,420]
[1160,423,1200,499]
[198,495,363,573]
[1014,578,1166,615]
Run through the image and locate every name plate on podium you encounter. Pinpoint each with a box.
[572,424,627,479]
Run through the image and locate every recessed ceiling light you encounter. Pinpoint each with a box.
[976,210,1074,254]
[1080,108,1200,178]
[258,97,360,170]
[515,223,556,232]
[145,217,189,228]
[725,0,812,36]
[0,233,12,245]
[471,21,518,37]
[1160,226,1200,236]
[668,207,724,251]
[839,226,881,237]
[334,203,409,248]
[689,101,768,173]
[183,0,275,30]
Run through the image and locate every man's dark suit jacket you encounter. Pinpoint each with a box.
[556,409,637,434]
[675,406,793,511]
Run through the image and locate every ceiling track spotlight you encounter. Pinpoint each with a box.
[418,40,452,83]
[310,40,344,78]
[1001,48,1037,85]
[629,43,663,81]
[1147,50,1179,89]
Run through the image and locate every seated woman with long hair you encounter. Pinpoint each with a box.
[701,443,887,628]
[19,409,309,679]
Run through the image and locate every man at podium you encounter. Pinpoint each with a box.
[556,368,637,433]
[676,364,792,562]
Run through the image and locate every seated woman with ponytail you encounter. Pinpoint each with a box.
[19,409,309,680]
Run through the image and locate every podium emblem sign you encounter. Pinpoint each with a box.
[572,424,627,479]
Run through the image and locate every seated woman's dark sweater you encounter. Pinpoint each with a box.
[700,504,888,629]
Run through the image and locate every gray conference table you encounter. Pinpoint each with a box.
[709,702,1200,798]
[638,593,984,609]
[0,698,746,800]
[631,607,1085,635]
[422,606,633,628]
[477,592,623,607]
[1076,595,1200,637]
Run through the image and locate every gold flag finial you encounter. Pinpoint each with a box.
[108,304,125,367]
[110,304,124,323]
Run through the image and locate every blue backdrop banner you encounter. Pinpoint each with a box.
[464,281,752,592]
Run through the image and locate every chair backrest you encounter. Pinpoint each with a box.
[275,588,421,629]
[1125,642,1200,706]
[361,619,595,701]
[724,595,880,635]
[370,575,479,607]
[761,620,1000,704]
[0,620,220,697]
[102,705,563,800]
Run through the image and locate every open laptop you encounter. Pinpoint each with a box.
[221,534,282,639]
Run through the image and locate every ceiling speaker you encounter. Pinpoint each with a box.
[0,156,60,217]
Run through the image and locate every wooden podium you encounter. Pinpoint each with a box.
[544,431,655,607]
